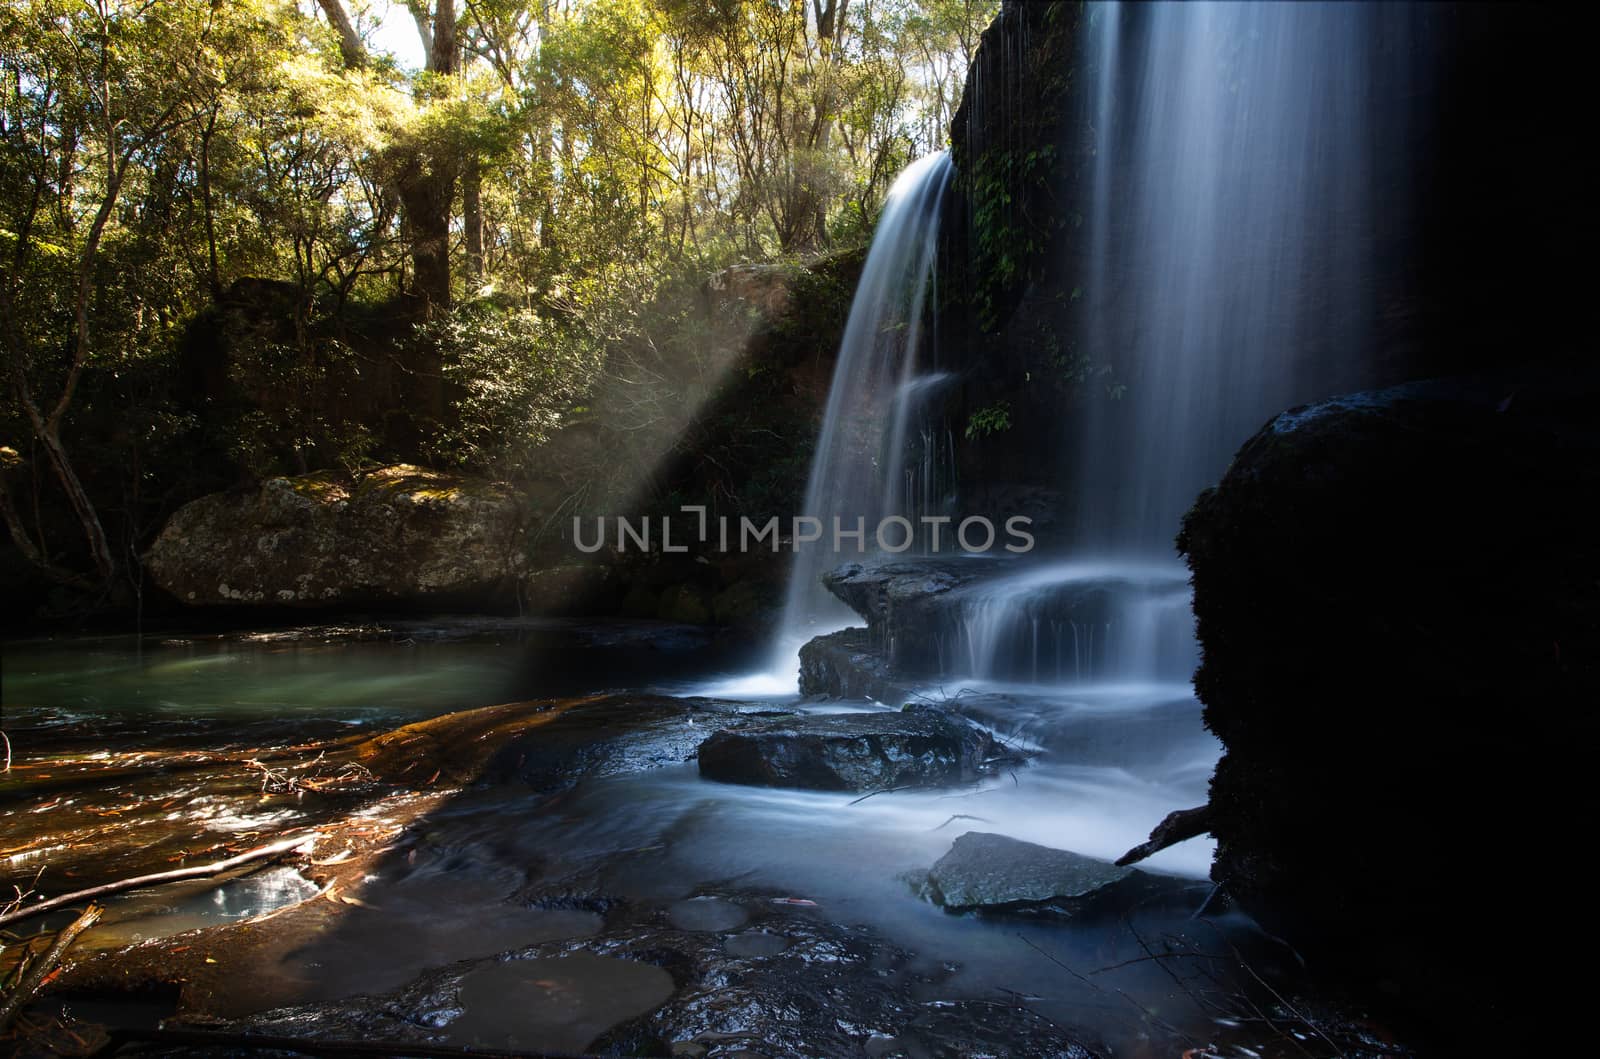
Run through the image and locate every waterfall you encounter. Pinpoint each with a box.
[770,152,956,673]
[757,5,1406,695]
[1076,1,1388,554]
[937,2,1402,688]
[939,560,1195,686]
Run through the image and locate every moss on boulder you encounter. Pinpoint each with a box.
[145,465,527,608]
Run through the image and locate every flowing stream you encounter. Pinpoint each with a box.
[3,626,1231,1055]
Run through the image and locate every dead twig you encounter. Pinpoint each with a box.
[929,813,991,832]
[1,868,45,923]
[244,755,376,795]
[0,833,319,929]
[1015,931,1198,1048]
[1196,918,1347,1059]
[0,903,101,1033]
[846,784,920,806]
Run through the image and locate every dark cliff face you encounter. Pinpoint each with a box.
[940,1,1085,522]
[1179,374,1600,1046]
[947,0,1082,344]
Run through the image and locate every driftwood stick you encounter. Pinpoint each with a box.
[1115,804,1214,867]
[0,833,319,929]
[0,903,101,1032]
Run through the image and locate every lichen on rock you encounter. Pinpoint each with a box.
[144,464,527,608]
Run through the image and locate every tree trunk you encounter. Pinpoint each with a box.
[398,155,454,317]
[315,0,366,69]
[463,156,484,283]
[0,460,95,590]
[430,0,457,76]
[199,110,222,298]
[34,420,116,584]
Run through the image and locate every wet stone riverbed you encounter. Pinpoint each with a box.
[1,620,1413,1058]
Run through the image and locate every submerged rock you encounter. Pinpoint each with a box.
[145,465,526,608]
[696,708,1005,792]
[217,896,1103,1059]
[922,832,1136,913]
[452,952,676,1054]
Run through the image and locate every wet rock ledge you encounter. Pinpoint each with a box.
[697,705,1009,792]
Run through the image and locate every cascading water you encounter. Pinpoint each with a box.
[758,3,1401,700]
[769,151,955,675]
[940,2,1400,689]
[938,560,1195,686]
[1076,0,1388,553]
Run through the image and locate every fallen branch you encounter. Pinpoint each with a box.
[846,784,919,806]
[1015,931,1196,1047]
[0,903,101,1033]
[930,813,991,832]
[0,833,319,929]
[1115,804,1214,867]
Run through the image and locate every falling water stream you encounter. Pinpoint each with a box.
[1075,0,1388,551]
[769,151,956,673]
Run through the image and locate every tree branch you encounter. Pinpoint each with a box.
[0,904,101,1034]
[0,834,319,929]
[316,0,368,69]
[1115,804,1215,867]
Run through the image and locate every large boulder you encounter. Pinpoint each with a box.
[145,465,526,608]
[819,556,1007,675]
[1179,375,1600,1044]
[696,707,1006,792]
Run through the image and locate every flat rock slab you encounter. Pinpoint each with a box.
[452,953,675,1054]
[924,832,1136,912]
[696,708,1002,792]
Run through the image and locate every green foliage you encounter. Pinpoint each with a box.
[419,303,603,476]
[0,0,995,598]
[219,333,383,479]
[964,401,1012,439]
[969,144,1059,332]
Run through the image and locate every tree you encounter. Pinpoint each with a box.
[0,0,228,589]
[317,0,459,316]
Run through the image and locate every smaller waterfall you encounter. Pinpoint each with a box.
[771,152,956,674]
[936,560,1195,687]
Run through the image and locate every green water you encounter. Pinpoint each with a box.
[0,619,742,729]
